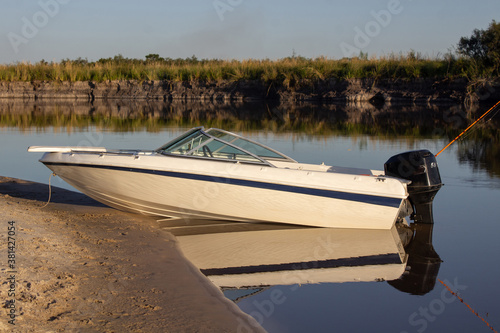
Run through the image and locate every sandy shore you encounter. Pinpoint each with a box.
[0,176,265,332]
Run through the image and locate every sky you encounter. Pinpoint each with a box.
[1,0,499,64]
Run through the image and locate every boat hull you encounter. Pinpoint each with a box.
[40,152,408,229]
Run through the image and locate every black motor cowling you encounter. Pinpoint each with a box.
[384,150,443,223]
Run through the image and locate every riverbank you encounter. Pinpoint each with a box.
[0,176,265,332]
[1,78,499,105]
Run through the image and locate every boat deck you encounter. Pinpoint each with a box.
[270,160,383,177]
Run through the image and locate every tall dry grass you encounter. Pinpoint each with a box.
[0,53,494,85]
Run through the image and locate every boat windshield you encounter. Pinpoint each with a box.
[156,127,296,165]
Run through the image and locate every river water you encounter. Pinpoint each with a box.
[1,101,499,332]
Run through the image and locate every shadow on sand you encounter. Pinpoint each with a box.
[0,176,106,208]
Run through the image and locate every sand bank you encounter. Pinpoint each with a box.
[0,176,264,332]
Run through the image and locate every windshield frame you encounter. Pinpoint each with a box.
[204,128,296,162]
[156,127,297,166]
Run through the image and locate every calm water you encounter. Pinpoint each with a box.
[1,102,499,332]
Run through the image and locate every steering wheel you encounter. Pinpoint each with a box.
[202,145,213,158]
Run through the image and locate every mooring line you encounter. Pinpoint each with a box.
[435,100,500,157]
[438,279,498,333]
[40,172,56,208]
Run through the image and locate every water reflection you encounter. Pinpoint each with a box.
[164,213,444,333]
[166,221,408,288]
[388,224,441,296]
[165,216,441,298]
[2,100,499,179]
[0,99,485,135]
[457,138,500,180]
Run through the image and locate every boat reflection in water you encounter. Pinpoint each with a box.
[164,212,441,299]
[164,215,441,296]
[388,223,442,295]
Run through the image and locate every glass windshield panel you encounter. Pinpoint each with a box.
[208,130,239,143]
[158,128,276,165]
[206,129,286,160]
[188,139,263,163]
[163,130,211,155]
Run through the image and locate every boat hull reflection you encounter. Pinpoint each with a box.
[166,220,408,288]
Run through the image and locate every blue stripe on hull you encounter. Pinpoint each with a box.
[43,162,403,208]
[201,253,402,276]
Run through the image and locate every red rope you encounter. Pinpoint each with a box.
[438,279,497,333]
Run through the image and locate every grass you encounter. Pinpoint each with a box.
[0,53,496,86]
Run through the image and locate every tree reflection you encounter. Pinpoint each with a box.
[1,100,499,177]
[457,137,500,179]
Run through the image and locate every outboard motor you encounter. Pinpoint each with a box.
[384,150,443,223]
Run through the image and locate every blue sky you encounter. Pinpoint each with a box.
[1,0,498,64]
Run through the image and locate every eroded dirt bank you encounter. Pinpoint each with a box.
[1,78,498,104]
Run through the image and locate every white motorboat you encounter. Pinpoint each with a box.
[28,127,442,229]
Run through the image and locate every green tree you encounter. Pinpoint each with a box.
[145,54,163,62]
[457,20,500,68]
